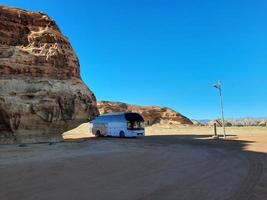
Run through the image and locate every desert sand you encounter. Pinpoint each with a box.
[1,124,267,200]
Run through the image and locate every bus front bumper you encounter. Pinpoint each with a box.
[132,130,145,137]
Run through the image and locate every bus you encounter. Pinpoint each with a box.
[91,112,145,138]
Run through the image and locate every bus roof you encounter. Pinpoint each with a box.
[92,112,144,123]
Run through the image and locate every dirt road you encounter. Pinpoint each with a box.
[1,135,267,200]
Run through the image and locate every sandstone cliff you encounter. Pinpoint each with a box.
[0,6,99,143]
[97,101,193,125]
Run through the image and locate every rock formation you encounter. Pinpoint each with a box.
[97,101,193,125]
[207,118,267,127]
[258,120,267,127]
[0,6,99,143]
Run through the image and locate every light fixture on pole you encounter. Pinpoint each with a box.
[213,81,226,138]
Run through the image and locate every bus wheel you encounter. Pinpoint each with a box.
[119,131,125,138]
[96,130,101,137]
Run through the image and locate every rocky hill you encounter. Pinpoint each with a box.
[97,101,193,125]
[226,118,267,127]
[204,118,267,127]
[0,6,98,143]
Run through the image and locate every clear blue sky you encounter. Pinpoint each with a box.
[2,0,267,119]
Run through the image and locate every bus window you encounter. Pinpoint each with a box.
[127,121,144,130]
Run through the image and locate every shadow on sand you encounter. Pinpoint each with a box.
[64,133,253,152]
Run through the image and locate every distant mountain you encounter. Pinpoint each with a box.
[224,118,267,127]
[198,119,210,125]
[198,118,267,127]
[97,101,193,126]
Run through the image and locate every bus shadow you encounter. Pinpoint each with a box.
[139,134,253,151]
[64,133,252,152]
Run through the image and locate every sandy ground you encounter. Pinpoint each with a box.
[63,123,267,153]
[1,124,267,200]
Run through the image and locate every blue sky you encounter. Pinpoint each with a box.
[2,0,267,119]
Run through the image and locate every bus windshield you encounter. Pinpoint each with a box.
[127,121,144,130]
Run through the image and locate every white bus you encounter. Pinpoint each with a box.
[91,112,145,138]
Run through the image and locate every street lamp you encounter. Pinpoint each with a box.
[213,81,226,138]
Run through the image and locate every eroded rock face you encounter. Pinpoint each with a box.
[0,6,99,143]
[97,101,193,125]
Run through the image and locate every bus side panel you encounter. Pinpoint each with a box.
[106,124,114,137]
[107,122,126,137]
[92,120,144,137]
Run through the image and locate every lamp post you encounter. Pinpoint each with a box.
[213,81,226,138]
